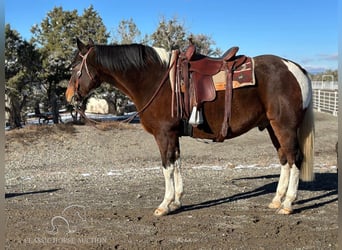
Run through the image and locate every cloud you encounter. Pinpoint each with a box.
[304,65,328,74]
[300,58,315,64]
[300,53,338,64]
[299,52,338,72]
[317,53,338,61]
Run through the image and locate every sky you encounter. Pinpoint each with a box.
[5,0,338,73]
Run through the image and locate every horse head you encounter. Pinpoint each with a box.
[66,38,101,105]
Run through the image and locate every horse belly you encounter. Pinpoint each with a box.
[192,89,266,140]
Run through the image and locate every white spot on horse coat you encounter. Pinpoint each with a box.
[153,47,170,66]
[282,59,312,109]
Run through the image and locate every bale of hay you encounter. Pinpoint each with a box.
[86,98,108,114]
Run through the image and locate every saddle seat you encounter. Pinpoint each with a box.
[184,44,239,61]
[206,46,239,62]
[186,46,243,76]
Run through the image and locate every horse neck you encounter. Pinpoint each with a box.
[99,64,168,110]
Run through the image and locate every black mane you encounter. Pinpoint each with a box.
[94,44,164,72]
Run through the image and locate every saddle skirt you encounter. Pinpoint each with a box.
[212,57,255,90]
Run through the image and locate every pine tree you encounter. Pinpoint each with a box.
[5,24,41,128]
[30,5,109,122]
[112,18,141,44]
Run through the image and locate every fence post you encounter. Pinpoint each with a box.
[317,90,321,112]
[333,91,338,116]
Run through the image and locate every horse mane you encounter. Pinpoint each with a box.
[94,44,167,72]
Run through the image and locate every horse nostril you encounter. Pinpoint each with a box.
[70,95,82,109]
[70,95,77,105]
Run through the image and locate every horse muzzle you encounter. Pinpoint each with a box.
[65,85,76,103]
[65,84,83,109]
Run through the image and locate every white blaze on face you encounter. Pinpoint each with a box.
[282,59,312,109]
[152,47,170,66]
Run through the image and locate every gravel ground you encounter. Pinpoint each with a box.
[5,112,338,249]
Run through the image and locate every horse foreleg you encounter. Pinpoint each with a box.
[153,132,183,216]
[154,157,184,216]
[154,164,175,216]
[169,158,183,212]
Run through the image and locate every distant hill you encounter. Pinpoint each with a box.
[308,69,338,81]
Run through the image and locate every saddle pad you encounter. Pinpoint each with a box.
[212,57,255,90]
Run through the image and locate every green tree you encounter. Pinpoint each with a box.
[5,24,42,128]
[150,16,188,51]
[111,18,141,44]
[190,34,222,56]
[150,16,221,56]
[30,5,109,122]
[78,5,109,44]
[31,7,79,122]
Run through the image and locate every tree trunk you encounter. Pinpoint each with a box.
[51,92,59,124]
[8,94,22,128]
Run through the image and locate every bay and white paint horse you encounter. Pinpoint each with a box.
[66,39,314,216]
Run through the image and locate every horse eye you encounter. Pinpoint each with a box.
[76,71,82,77]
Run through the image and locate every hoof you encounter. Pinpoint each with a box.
[169,202,182,212]
[154,208,169,217]
[268,201,281,209]
[277,207,293,215]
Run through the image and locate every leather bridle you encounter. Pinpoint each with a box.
[69,47,101,125]
[73,47,94,96]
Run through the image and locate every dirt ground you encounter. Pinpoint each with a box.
[5,112,338,249]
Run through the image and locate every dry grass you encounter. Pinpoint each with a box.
[90,121,137,131]
[5,123,77,144]
[5,121,136,144]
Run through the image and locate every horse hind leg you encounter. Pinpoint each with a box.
[266,125,287,209]
[269,163,290,209]
[267,123,301,214]
[268,161,301,215]
[277,164,300,214]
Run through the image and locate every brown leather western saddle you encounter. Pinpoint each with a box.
[175,43,248,142]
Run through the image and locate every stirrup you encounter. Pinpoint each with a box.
[189,106,203,126]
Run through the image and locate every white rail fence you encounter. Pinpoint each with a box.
[312,88,338,116]
[312,81,338,90]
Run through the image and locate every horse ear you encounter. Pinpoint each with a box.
[76,37,87,53]
[88,38,94,46]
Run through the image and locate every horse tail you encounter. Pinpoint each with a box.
[298,96,315,181]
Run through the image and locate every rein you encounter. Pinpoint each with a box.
[122,59,175,123]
